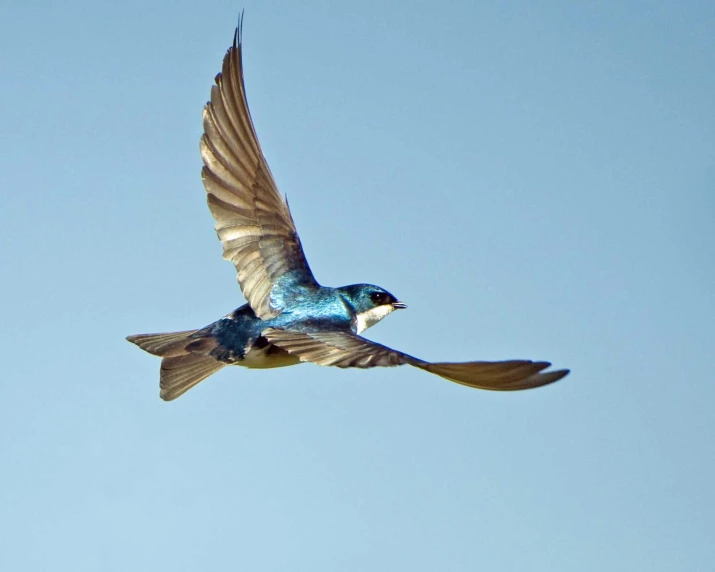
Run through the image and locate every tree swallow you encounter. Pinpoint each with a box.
[127,19,570,401]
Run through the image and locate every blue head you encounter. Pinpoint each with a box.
[337,284,407,334]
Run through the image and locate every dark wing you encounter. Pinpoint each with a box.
[263,328,414,368]
[418,361,569,391]
[200,20,318,320]
[263,328,569,391]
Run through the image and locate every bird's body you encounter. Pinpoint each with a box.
[190,303,302,370]
[127,18,570,400]
[177,284,401,369]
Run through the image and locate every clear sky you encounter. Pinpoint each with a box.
[1,1,713,570]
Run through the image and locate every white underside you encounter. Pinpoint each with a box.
[239,344,301,369]
[355,305,396,334]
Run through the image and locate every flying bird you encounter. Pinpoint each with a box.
[127,19,570,401]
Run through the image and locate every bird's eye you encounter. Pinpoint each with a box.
[370,292,389,305]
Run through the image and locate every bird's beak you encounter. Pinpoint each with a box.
[392,301,407,309]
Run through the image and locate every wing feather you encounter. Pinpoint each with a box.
[263,328,569,391]
[201,20,318,319]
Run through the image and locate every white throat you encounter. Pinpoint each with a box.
[355,305,396,334]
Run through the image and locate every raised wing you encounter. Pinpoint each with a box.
[200,19,318,320]
[263,328,570,391]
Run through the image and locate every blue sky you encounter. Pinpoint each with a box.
[1,1,714,570]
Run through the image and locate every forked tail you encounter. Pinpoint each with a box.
[126,330,226,401]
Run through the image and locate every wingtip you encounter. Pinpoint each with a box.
[550,368,571,381]
[234,10,245,49]
[419,360,571,391]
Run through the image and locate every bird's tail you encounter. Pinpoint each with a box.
[126,330,226,401]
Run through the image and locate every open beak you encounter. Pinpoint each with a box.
[392,301,407,309]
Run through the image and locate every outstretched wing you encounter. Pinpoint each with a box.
[263,328,570,391]
[200,20,318,320]
[263,328,413,368]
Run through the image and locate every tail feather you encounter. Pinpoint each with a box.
[126,330,199,357]
[160,354,226,401]
[127,329,226,400]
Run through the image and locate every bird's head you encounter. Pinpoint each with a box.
[337,284,407,334]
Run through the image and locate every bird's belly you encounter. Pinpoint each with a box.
[238,343,301,369]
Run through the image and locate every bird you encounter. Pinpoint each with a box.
[127,18,570,401]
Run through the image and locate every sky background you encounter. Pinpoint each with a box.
[1,1,714,570]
